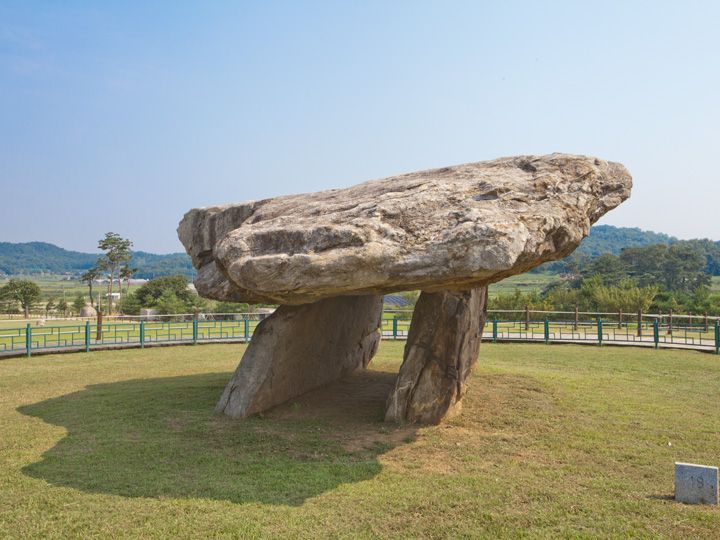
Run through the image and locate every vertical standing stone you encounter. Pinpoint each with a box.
[385,287,487,424]
[215,294,383,418]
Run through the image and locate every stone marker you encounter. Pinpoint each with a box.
[675,462,719,505]
[178,154,632,423]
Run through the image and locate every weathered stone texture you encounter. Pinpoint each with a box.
[215,295,383,418]
[385,287,487,424]
[179,154,631,424]
[178,154,632,305]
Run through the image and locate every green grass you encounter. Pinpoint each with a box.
[1,342,720,538]
[488,272,559,298]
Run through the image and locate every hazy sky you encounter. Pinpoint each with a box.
[1,1,718,253]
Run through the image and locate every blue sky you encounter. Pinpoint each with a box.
[1,1,718,253]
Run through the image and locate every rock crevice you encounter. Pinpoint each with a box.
[215,295,383,418]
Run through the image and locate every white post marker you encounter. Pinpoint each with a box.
[675,462,719,505]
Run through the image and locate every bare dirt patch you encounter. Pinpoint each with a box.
[263,369,418,452]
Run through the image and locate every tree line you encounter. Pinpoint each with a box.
[491,241,720,315]
[4,233,720,318]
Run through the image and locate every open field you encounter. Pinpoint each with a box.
[488,272,559,298]
[1,342,719,538]
[0,275,144,304]
[0,272,561,319]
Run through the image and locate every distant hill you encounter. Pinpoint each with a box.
[574,225,676,257]
[0,242,194,279]
[0,226,711,279]
[537,225,719,274]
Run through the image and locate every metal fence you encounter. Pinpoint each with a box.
[1,310,719,358]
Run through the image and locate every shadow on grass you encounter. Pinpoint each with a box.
[18,370,415,505]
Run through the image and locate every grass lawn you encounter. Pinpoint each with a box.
[488,272,559,299]
[1,342,719,538]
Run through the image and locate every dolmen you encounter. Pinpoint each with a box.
[178,154,631,424]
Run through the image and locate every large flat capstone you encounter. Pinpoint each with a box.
[178,154,631,305]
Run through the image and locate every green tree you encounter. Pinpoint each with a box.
[0,279,41,318]
[620,282,658,313]
[45,298,56,316]
[543,283,581,311]
[588,279,658,313]
[579,275,604,309]
[72,294,86,315]
[619,242,711,293]
[81,267,100,307]
[663,243,710,293]
[120,265,138,296]
[489,289,547,311]
[581,254,628,286]
[57,298,68,317]
[117,292,142,315]
[155,290,186,315]
[96,232,133,314]
[620,244,668,286]
[134,275,194,308]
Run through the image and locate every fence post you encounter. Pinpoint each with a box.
[636,309,642,338]
[492,316,497,343]
[597,318,603,346]
[392,317,398,340]
[96,310,103,341]
[244,318,250,343]
[574,304,579,331]
[544,317,549,344]
[668,309,673,335]
[715,320,719,355]
[85,321,90,353]
[192,318,198,345]
[704,312,709,333]
[25,323,32,357]
[525,305,530,331]
[653,318,659,349]
[140,320,145,349]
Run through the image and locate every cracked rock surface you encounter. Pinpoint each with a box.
[178,154,631,305]
[385,288,487,424]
